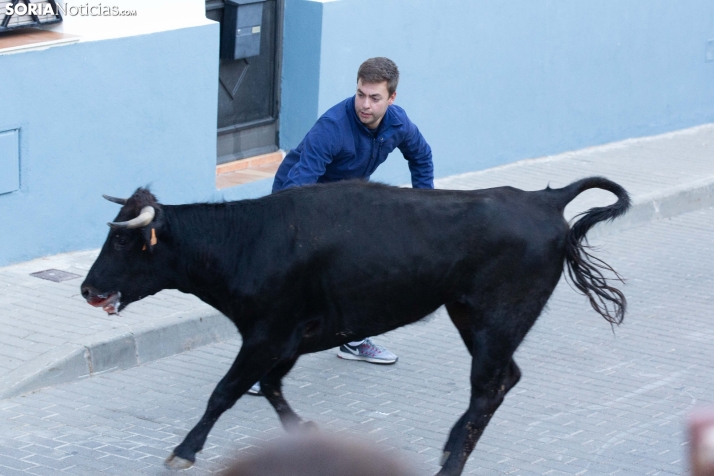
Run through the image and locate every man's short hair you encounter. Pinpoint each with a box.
[357,57,399,96]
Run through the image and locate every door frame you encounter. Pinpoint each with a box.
[206,0,284,155]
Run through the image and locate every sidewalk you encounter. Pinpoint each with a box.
[1,123,713,400]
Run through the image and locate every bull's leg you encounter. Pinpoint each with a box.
[438,358,521,476]
[441,284,554,476]
[438,250,561,475]
[445,302,478,356]
[166,330,301,469]
[259,357,316,431]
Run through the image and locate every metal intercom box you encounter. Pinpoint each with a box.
[220,0,265,60]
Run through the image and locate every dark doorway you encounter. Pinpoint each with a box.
[206,0,283,165]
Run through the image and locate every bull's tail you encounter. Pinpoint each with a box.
[551,177,632,326]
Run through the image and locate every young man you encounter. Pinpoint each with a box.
[249,57,433,394]
[272,57,433,193]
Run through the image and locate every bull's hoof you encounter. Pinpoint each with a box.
[285,418,318,433]
[165,452,194,470]
[300,420,318,432]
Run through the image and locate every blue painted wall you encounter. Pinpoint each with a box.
[280,0,714,186]
[0,25,220,266]
[279,0,323,150]
[2,0,714,265]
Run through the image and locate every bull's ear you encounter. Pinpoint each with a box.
[140,225,159,253]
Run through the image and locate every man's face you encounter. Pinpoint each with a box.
[354,79,396,130]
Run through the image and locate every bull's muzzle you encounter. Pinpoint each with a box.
[81,285,122,314]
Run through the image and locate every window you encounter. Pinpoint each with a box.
[1,0,62,32]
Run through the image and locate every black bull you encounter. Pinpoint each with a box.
[81,178,630,475]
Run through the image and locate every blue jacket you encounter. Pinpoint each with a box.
[272,96,433,192]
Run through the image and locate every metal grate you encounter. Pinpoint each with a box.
[1,0,62,33]
[30,269,82,282]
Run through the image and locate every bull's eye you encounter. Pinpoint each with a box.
[113,234,132,250]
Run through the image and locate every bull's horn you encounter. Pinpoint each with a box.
[108,206,155,229]
[103,194,127,205]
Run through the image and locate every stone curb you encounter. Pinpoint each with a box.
[1,176,712,400]
[0,309,237,400]
[589,176,714,238]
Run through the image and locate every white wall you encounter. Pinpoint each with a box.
[46,0,213,42]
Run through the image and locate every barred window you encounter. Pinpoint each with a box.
[1,0,62,32]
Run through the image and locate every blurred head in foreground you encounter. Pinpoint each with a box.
[221,433,416,476]
[690,407,714,476]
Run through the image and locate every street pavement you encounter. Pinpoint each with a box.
[0,124,712,474]
[1,200,712,475]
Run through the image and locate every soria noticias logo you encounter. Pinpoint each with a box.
[4,2,137,17]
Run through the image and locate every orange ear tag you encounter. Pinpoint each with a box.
[142,229,158,251]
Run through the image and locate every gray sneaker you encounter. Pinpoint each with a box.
[337,338,398,364]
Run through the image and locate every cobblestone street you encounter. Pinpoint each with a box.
[0,204,712,475]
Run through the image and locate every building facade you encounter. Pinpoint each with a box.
[1,0,713,266]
